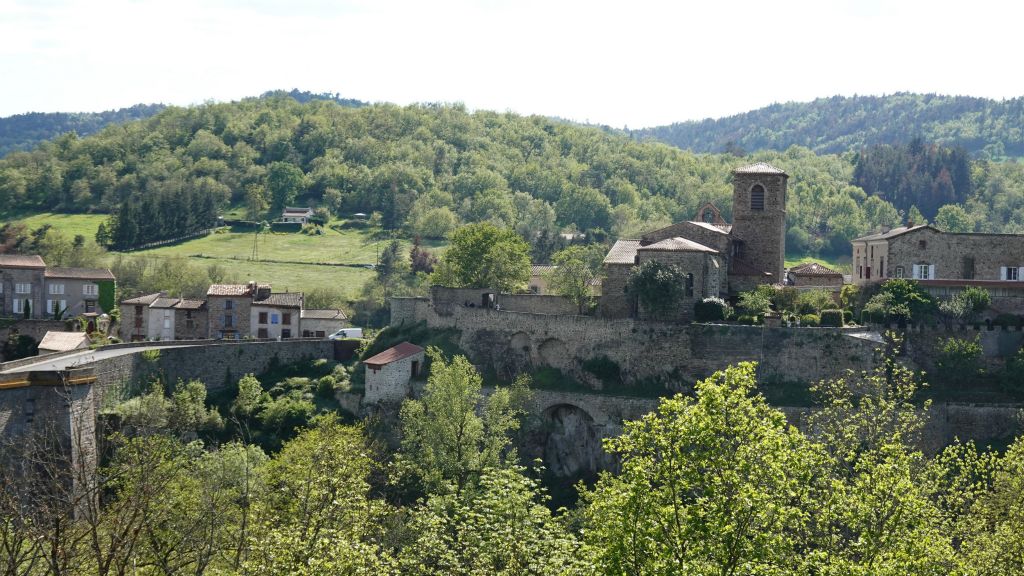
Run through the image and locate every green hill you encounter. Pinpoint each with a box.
[635,93,1024,158]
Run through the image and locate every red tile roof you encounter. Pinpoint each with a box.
[0,254,46,269]
[789,262,842,277]
[207,284,254,296]
[364,342,424,367]
[734,162,787,175]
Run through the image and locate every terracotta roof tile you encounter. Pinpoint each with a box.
[603,239,641,265]
[734,162,787,175]
[38,331,89,352]
[121,292,163,305]
[253,292,303,308]
[0,254,46,269]
[207,284,253,296]
[301,308,347,320]
[638,237,718,253]
[789,262,842,277]
[364,342,424,366]
[173,299,206,310]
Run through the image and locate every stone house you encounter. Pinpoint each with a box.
[1,255,115,320]
[300,309,348,338]
[601,162,786,318]
[280,207,314,224]
[787,262,844,288]
[251,292,302,339]
[363,342,425,404]
[119,292,209,341]
[529,265,555,294]
[851,224,1024,314]
[0,255,46,318]
[207,283,261,340]
[43,268,114,318]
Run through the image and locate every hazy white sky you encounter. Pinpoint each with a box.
[2,0,1023,128]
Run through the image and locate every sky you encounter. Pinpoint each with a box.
[2,0,1024,128]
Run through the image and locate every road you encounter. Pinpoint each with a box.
[0,344,199,374]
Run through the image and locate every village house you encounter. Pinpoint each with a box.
[280,206,314,224]
[119,293,209,341]
[300,308,348,338]
[0,255,115,320]
[206,283,262,339]
[37,331,90,355]
[852,224,1024,314]
[601,163,787,319]
[787,262,844,289]
[251,292,302,339]
[363,341,424,404]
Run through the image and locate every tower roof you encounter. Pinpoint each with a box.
[734,162,787,176]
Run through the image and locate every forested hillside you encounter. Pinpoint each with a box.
[0,104,166,158]
[4,94,1024,260]
[636,93,1024,158]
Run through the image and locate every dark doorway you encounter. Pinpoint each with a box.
[411,360,420,377]
[481,293,495,308]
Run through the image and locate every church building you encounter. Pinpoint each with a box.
[600,162,788,319]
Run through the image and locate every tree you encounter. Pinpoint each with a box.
[266,162,306,210]
[245,183,269,220]
[582,363,819,575]
[935,204,973,232]
[555,186,611,231]
[548,245,603,313]
[398,348,529,497]
[939,286,990,324]
[737,284,775,316]
[431,222,531,292]
[627,260,686,318]
[232,373,268,421]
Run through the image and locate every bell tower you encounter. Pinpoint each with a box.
[730,162,787,282]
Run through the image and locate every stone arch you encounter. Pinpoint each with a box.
[541,403,602,479]
[510,331,531,354]
[537,338,569,369]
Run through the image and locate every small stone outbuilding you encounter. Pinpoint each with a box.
[787,262,844,288]
[363,342,425,404]
[37,331,90,355]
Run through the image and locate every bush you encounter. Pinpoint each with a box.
[937,336,983,383]
[800,314,820,327]
[820,309,843,327]
[694,297,731,322]
[843,309,853,325]
[1001,347,1024,392]
[582,355,622,387]
[736,314,761,325]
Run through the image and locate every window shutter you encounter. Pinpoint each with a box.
[1019,267,1024,281]
[929,264,935,279]
[912,266,919,279]
[1002,267,1008,280]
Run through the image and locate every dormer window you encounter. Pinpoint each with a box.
[750,184,765,211]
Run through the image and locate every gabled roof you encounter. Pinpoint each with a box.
[253,292,303,308]
[38,331,89,352]
[364,342,424,367]
[852,224,934,242]
[122,292,163,306]
[686,221,732,234]
[603,239,641,265]
[151,297,180,309]
[301,308,347,320]
[0,254,46,269]
[45,267,115,280]
[734,162,787,176]
[789,262,842,277]
[207,284,254,296]
[282,206,314,215]
[530,265,556,276]
[638,237,719,254]
[174,299,206,310]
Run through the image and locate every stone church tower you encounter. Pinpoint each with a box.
[730,162,787,282]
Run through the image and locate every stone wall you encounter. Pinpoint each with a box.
[1,319,70,352]
[175,308,209,340]
[730,171,787,281]
[888,227,1024,283]
[428,286,579,316]
[394,298,878,388]
[365,351,424,404]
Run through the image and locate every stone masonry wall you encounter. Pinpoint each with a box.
[888,227,1024,283]
[730,172,786,281]
[365,351,424,404]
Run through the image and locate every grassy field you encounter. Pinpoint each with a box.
[7,212,108,239]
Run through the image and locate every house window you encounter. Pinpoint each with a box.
[282,313,291,325]
[685,273,694,297]
[919,240,927,249]
[703,208,715,223]
[225,299,234,310]
[13,299,24,314]
[913,264,933,280]
[315,331,325,338]
[48,283,64,295]
[15,283,31,294]
[857,265,862,279]
[82,284,98,296]
[185,310,192,319]
[85,300,96,313]
[135,305,143,316]
[271,313,279,324]
[257,328,268,339]
[750,184,765,210]
[895,266,904,278]
[258,311,268,324]
[46,300,66,315]
[1003,267,1021,281]
[224,314,234,328]
[281,329,291,339]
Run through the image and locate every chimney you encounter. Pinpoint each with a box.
[906,220,914,229]
[247,280,256,294]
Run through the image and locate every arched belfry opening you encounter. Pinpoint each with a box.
[750,184,765,211]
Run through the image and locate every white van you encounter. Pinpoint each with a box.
[328,328,364,340]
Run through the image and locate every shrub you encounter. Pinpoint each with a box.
[694,297,731,322]
[937,336,983,383]
[582,355,622,386]
[736,314,761,325]
[800,314,820,327]
[796,289,835,314]
[820,309,843,327]
[1001,347,1024,393]
[842,309,853,325]
[738,285,775,315]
